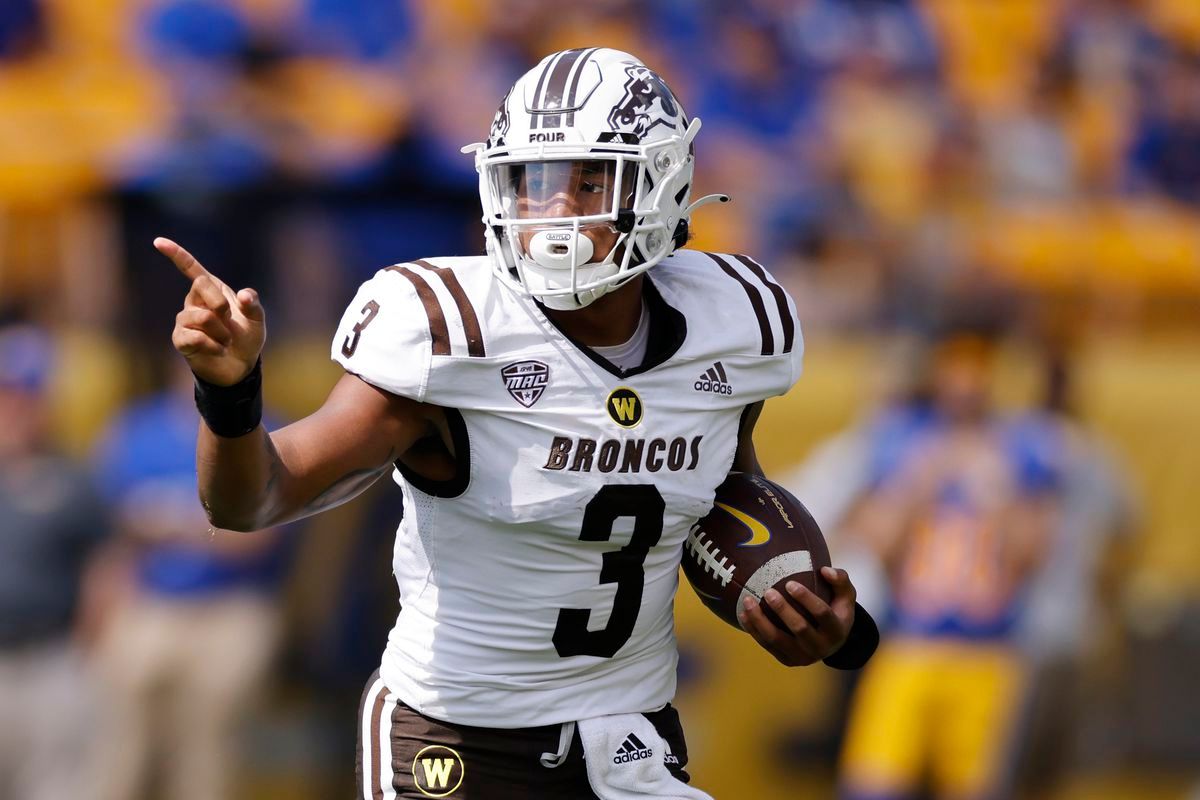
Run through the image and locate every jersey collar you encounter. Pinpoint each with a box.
[536,275,687,379]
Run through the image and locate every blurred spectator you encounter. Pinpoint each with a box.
[1125,48,1200,205]
[780,0,940,81]
[0,324,110,800]
[838,330,1063,800]
[982,72,1078,204]
[0,0,42,60]
[289,0,414,62]
[1013,347,1138,794]
[88,355,289,800]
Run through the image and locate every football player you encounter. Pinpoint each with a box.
[158,47,878,799]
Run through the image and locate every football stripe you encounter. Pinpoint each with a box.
[528,51,562,130]
[705,253,773,356]
[361,678,385,800]
[540,48,587,129]
[379,692,399,799]
[386,265,451,356]
[564,47,599,126]
[412,259,486,357]
[734,254,795,354]
[705,367,718,381]
[715,361,728,382]
[628,733,648,750]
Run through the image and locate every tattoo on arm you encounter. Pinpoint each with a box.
[302,450,397,515]
[263,434,285,500]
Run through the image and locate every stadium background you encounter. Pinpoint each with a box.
[2,0,1199,797]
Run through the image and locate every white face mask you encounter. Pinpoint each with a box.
[464,48,718,310]
[485,158,635,309]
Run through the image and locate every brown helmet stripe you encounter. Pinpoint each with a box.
[539,48,588,129]
[734,254,795,354]
[564,47,599,126]
[529,49,567,130]
[386,265,451,356]
[412,259,486,357]
[705,253,774,356]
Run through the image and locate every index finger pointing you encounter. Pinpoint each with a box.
[154,237,210,281]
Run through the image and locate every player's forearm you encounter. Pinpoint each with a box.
[196,424,286,531]
[195,375,412,531]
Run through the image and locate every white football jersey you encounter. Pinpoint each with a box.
[331,249,803,727]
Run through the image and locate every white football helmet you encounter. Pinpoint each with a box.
[463,47,728,310]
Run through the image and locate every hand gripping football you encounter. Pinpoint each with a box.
[682,473,833,631]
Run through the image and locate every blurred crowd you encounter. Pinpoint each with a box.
[2,0,1200,336]
[2,0,1200,798]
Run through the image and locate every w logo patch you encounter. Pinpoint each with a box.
[411,745,464,797]
[501,361,550,408]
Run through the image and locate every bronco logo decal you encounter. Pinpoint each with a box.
[488,88,512,148]
[606,65,681,141]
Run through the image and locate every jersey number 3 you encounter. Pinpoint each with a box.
[553,485,665,659]
[341,300,380,358]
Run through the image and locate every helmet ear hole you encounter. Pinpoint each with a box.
[672,218,690,250]
[674,183,690,207]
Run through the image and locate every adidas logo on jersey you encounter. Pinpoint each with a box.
[613,733,654,765]
[694,361,733,395]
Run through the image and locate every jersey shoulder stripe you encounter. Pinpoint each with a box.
[733,253,796,355]
[411,259,486,357]
[701,252,774,356]
[385,264,452,356]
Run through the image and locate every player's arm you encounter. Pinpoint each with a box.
[158,238,435,532]
[732,400,879,669]
[731,401,765,476]
[197,374,434,531]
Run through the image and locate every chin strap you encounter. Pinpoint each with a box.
[673,193,731,249]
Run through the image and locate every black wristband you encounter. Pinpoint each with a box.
[193,359,263,438]
[823,602,880,671]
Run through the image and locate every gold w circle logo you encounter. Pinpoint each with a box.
[606,386,643,428]
[412,745,464,797]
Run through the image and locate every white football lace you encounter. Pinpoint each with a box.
[684,527,736,587]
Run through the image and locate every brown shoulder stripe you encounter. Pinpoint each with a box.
[734,254,795,354]
[412,259,486,357]
[705,253,774,356]
[386,265,451,356]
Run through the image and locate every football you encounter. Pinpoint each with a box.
[682,472,833,631]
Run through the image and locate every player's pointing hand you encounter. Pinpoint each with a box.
[156,237,266,387]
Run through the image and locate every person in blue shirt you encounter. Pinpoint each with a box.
[89,355,289,800]
[0,323,110,800]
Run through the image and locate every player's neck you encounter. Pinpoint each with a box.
[543,275,646,347]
